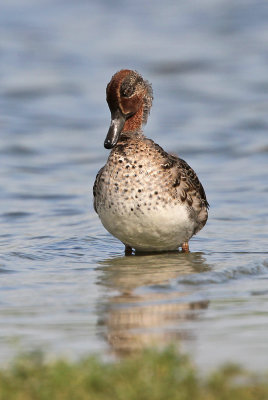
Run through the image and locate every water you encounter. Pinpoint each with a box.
[1,0,268,370]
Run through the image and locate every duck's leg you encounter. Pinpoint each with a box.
[182,242,190,253]
[124,245,133,256]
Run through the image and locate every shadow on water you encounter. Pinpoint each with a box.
[96,252,210,356]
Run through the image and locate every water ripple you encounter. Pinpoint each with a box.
[177,261,268,285]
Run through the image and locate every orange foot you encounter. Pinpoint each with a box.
[181,242,190,253]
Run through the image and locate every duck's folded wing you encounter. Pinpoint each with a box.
[93,166,104,213]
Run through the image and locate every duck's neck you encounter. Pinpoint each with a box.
[122,105,143,133]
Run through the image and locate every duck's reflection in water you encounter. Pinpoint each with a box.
[97,252,210,356]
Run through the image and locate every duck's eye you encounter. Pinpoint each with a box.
[120,75,143,98]
[120,82,135,98]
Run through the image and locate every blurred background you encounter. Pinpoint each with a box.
[0,0,268,370]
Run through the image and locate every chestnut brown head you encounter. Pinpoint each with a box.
[104,70,153,149]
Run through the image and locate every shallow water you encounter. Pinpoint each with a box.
[0,0,268,370]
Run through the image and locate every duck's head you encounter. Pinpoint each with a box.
[104,69,153,149]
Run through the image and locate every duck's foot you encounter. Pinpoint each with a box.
[124,245,133,256]
[181,242,190,253]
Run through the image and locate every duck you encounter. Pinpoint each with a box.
[93,69,209,255]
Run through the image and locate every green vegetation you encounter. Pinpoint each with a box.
[0,348,267,400]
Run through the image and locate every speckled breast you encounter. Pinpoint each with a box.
[94,134,196,251]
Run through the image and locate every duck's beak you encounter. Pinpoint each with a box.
[104,109,126,149]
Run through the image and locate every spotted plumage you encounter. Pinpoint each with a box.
[93,70,209,254]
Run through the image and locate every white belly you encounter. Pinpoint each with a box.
[99,203,195,252]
